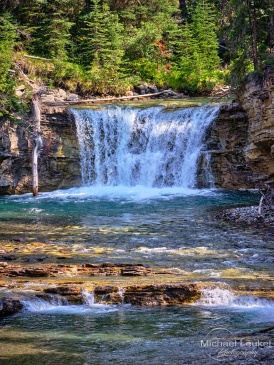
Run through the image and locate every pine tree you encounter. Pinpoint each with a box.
[178,0,220,92]
[0,13,17,93]
[80,0,123,73]
[44,0,74,60]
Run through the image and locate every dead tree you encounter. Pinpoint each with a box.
[31,93,43,196]
[258,184,274,216]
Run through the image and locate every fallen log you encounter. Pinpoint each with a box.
[43,89,174,106]
[24,54,52,62]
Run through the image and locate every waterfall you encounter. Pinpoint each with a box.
[70,105,219,188]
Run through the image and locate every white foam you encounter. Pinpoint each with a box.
[7,185,218,202]
[195,287,274,309]
[22,295,118,314]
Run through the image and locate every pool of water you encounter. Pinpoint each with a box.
[0,187,273,364]
[0,187,272,277]
[1,300,273,365]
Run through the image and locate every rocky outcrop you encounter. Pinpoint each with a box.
[0,105,81,194]
[0,262,153,278]
[92,283,200,305]
[197,103,254,189]
[0,282,200,316]
[240,66,274,186]
[0,298,23,316]
[123,283,200,306]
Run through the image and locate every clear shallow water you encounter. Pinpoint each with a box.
[1,301,273,365]
[0,187,274,364]
[0,187,272,275]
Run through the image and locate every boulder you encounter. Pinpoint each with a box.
[41,94,55,103]
[0,298,23,316]
[125,90,134,97]
[65,93,79,102]
[56,88,67,98]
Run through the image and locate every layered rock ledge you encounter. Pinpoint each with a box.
[0,262,154,278]
[0,282,201,316]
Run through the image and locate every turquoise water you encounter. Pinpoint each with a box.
[1,299,273,364]
[0,187,274,364]
[0,188,269,273]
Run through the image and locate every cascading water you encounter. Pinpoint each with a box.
[70,105,220,188]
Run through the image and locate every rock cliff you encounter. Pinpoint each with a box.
[0,106,81,194]
[197,103,254,189]
[240,66,274,187]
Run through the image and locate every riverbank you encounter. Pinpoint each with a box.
[216,205,274,227]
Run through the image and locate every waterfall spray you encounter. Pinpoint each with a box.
[71,105,219,188]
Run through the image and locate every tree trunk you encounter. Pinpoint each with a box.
[31,94,42,197]
[247,0,258,70]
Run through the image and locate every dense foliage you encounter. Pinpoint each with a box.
[0,0,273,100]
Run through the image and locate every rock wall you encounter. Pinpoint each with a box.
[198,103,254,189]
[0,106,81,195]
[1,90,273,195]
[240,66,274,186]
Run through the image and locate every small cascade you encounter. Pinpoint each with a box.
[82,290,95,306]
[70,105,220,188]
[195,286,274,308]
[196,287,236,306]
[22,295,68,312]
[203,152,215,188]
[117,287,125,304]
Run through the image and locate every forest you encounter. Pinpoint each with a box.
[0,0,274,115]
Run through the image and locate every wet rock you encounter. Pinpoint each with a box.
[123,283,200,306]
[93,286,123,304]
[121,264,152,276]
[201,103,254,189]
[0,298,23,316]
[12,237,24,243]
[163,89,178,97]
[0,262,154,278]
[44,286,84,304]
[93,283,200,306]
[24,267,50,277]
[24,256,47,263]
[44,285,81,296]
[0,262,8,267]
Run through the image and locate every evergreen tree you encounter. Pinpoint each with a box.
[80,0,123,73]
[178,0,220,92]
[0,13,17,93]
[44,0,74,60]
